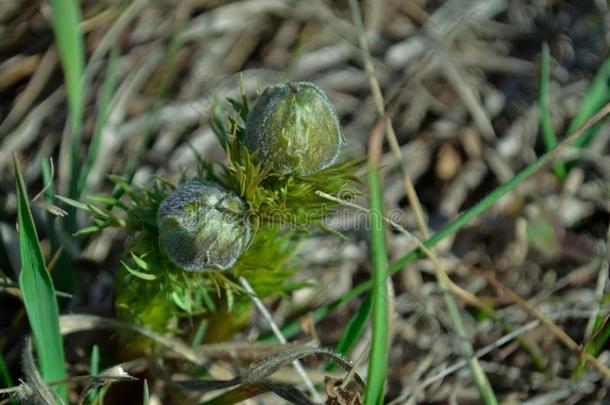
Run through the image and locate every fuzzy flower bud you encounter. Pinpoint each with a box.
[157,180,251,271]
[245,81,345,176]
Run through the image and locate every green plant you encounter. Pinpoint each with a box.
[14,156,67,401]
[66,83,363,337]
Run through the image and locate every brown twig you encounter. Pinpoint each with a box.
[475,268,610,379]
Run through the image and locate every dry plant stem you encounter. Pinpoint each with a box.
[388,319,542,404]
[477,269,610,378]
[347,0,430,242]
[238,276,322,403]
[320,187,528,336]
[340,345,368,390]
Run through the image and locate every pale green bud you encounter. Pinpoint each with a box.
[157,180,251,271]
[245,81,345,176]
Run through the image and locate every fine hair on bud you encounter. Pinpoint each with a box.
[157,180,252,271]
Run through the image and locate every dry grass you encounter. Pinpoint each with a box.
[1,0,610,403]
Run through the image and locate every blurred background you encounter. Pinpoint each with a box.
[1,0,610,403]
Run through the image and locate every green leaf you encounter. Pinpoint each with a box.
[55,194,91,211]
[51,0,85,198]
[14,155,67,401]
[573,295,610,378]
[567,56,610,148]
[130,252,151,271]
[122,261,157,281]
[364,167,388,405]
[88,344,100,404]
[143,379,150,405]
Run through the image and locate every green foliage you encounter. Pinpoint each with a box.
[51,0,85,188]
[213,98,363,233]
[88,345,100,404]
[71,90,363,333]
[573,295,610,378]
[273,97,610,345]
[567,56,610,148]
[13,156,67,401]
[364,168,388,405]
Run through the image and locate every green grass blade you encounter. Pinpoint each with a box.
[567,56,610,148]
[51,0,85,197]
[364,167,389,405]
[192,320,208,348]
[13,156,67,401]
[539,43,566,179]
[573,294,610,378]
[88,344,100,404]
[270,103,610,343]
[77,46,119,195]
[0,352,13,389]
[438,281,497,404]
[0,352,16,405]
[143,379,150,405]
[50,0,84,295]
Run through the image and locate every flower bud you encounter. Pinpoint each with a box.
[245,81,344,176]
[157,180,251,272]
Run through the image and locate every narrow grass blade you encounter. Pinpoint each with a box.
[326,293,372,371]
[50,0,84,294]
[539,43,566,179]
[567,57,610,148]
[77,46,119,195]
[438,282,497,404]
[0,352,13,389]
[143,379,149,405]
[87,344,100,404]
[41,158,74,305]
[192,320,208,348]
[0,353,16,405]
[573,296,610,378]
[13,155,67,401]
[51,0,85,198]
[364,167,389,405]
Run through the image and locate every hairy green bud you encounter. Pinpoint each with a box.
[157,180,251,272]
[245,81,345,176]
